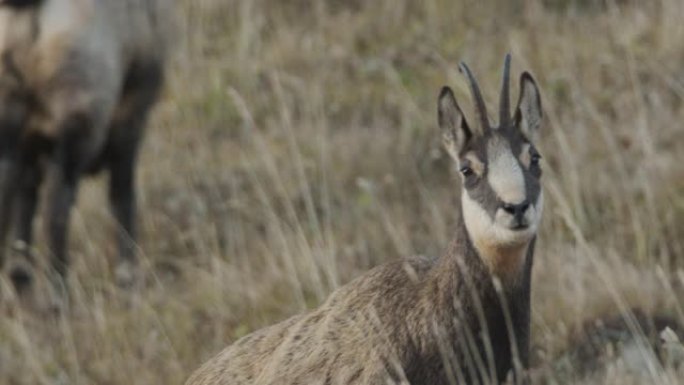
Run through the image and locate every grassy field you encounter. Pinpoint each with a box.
[2,0,684,383]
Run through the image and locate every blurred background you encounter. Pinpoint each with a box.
[1,0,684,383]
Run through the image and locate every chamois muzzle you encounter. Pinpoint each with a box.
[502,201,531,229]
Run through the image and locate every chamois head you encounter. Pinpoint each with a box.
[438,55,543,278]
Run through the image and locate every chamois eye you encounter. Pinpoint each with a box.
[459,166,474,177]
[530,154,541,166]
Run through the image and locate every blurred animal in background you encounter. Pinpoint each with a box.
[186,55,545,385]
[0,0,174,297]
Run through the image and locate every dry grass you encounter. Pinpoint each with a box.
[2,0,684,383]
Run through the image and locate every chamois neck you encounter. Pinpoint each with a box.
[418,212,535,382]
[429,210,535,307]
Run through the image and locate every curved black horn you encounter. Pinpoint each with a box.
[499,53,511,127]
[459,62,489,133]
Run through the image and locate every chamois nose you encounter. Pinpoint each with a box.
[502,201,530,217]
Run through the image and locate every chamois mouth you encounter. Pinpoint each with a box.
[506,217,530,231]
[509,223,529,231]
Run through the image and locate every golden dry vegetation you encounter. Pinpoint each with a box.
[2,0,684,384]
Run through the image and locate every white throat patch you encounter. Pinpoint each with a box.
[462,191,542,284]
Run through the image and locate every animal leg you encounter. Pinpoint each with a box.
[0,160,19,269]
[109,141,139,288]
[43,114,89,296]
[43,165,77,300]
[108,61,163,288]
[7,159,42,292]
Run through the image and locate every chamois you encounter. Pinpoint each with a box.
[0,0,173,292]
[186,54,544,385]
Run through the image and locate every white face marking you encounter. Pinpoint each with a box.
[487,137,526,205]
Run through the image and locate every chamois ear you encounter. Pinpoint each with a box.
[438,86,471,159]
[514,72,542,142]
